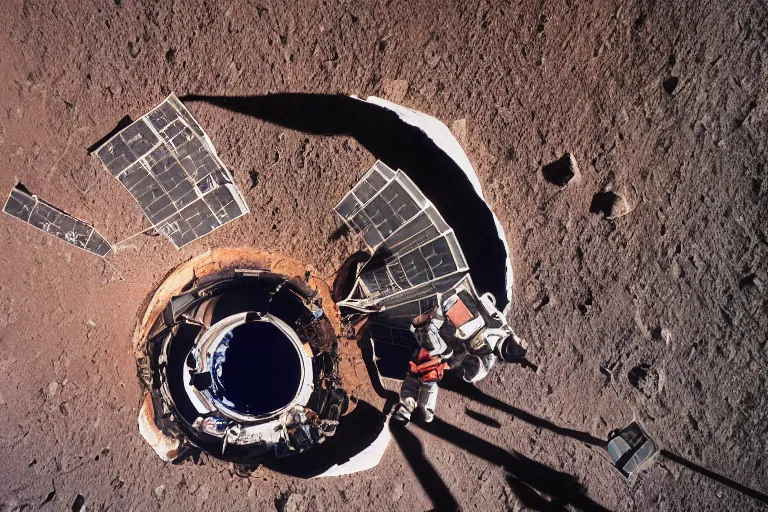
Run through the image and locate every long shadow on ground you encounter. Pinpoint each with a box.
[441,373,768,507]
[390,421,461,512]
[416,417,613,512]
[384,373,611,511]
[181,93,509,311]
[440,373,607,448]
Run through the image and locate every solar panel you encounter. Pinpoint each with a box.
[335,160,425,251]
[94,93,249,249]
[3,183,111,257]
[334,161,469,311]
[335,161,476,381]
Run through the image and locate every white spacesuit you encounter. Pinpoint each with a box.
[393,282,527,423]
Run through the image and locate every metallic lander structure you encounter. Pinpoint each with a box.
[6,91,765,508]
[0,93,517,473]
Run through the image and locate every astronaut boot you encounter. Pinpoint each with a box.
[392,373,421,423]
[496,334,528,363]
[461,353,497,383]
[417,381,439,423]
[392,397,417,423]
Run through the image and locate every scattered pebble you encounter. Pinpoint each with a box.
[279,493,310,512]
[46,381,60,400]
[154,485,165,500]
[382,79,409,103]
[589,189,632,219]
[542,153,580,187]
[392,483,405,502]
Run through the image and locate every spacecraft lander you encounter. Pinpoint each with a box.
[2,92,661,482]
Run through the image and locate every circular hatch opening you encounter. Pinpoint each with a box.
[211,320,303,416]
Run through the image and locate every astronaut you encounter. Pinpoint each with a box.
[393,283,528,423]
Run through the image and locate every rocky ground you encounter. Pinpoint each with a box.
[1,0,766,510]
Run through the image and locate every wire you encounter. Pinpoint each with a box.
[112,225,157,248]
[100,257,125,281]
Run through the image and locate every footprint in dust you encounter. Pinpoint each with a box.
[628,363,659,398]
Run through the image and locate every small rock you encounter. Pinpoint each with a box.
[628,363,660,398]
[663,460,681,480]
[671,260,683,278]
[392,482,404,502]
[72,494,85,512]
[533,294,550,312]
[382,79,409,103]
[165,48,176,66]
[46,381,60,400]
[280,493,310,512]
[716,489,724,499]
[739,273,763,293]
[657,368,666,394]
[542,153,580,187]
[87,319,96,327]
[195,484,210,503]
[154,485,165,500]
[589,190,631,219]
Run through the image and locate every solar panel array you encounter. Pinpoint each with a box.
[3,183,111,257]
[335,161,472,381]
[95,94,248,249]
[334,160,469,310]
